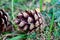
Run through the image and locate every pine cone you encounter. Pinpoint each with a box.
[14,9,45,33]
[0,9,13,33]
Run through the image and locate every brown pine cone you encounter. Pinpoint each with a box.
[14,9,45,33]
[0,9,13,33]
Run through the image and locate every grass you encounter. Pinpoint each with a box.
[48,8,55,40]
[11,0,14,20]
[39,0,43,12]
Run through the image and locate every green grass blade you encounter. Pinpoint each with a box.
[11,0,15,20]
[50,10,54,32]
[48,7,55,40]
[9,34,26,40]
[39,0,43,12]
